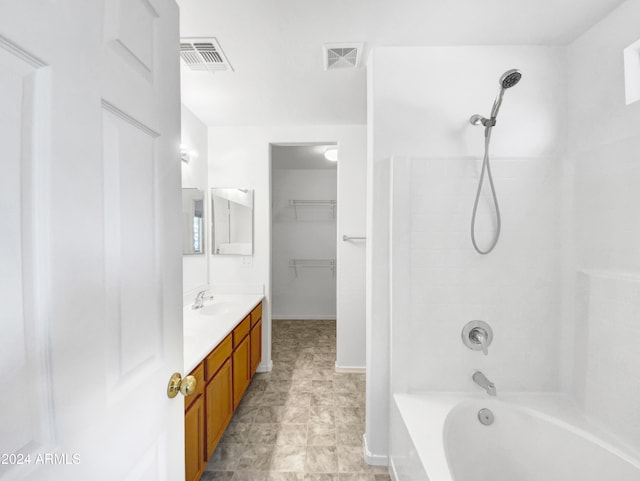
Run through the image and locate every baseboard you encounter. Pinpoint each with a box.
[272,315,337,320]
[363,433,389,466]
[256,359,273,373]
[335,363,366,373]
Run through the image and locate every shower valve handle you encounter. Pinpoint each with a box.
[462,320,494,356]
[469,328,489,355]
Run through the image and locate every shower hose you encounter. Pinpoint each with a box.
[470,126,501,255]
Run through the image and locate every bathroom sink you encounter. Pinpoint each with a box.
[199,302,235,317]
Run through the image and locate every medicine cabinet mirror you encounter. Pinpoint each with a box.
[211,188,254,255]
[182,188,205,255]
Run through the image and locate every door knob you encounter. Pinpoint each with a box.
[167,372,197,398]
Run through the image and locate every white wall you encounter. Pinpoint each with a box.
[568,0,640,452]
[272,168,337,319]
[208,125,366,371]
[367,45,567,461]
[181,105,209,299]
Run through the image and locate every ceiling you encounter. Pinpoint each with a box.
[178,0,625,127]
[272,145,338,170]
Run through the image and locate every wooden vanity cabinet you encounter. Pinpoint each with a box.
[184,363,205,481]
[205,358,232,458]
[232,316,252,410]
[184,301,263,481]
[250,303,262,376]
[205,334,233,459]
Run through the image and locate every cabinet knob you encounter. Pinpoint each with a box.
[167,372,197,398]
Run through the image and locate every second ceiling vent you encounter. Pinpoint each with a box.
[323,43,363,70]
[180,37,234,73]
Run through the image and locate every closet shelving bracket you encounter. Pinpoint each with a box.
[289,199,336,220]
[288,258,336,277]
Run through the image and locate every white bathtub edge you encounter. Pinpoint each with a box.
[393,391,640,481]
[394,393,454,481]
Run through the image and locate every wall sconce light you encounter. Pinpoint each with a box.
[180,143,199,164]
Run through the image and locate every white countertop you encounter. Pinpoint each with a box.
[183,294,263,373]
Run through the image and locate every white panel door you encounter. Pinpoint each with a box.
[0,1,183,480]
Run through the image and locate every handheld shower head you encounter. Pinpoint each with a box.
[468,68,523,255]
[489,68,522,120]
[470,68,523,127]
[500,69,522,90]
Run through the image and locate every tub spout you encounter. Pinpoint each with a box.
[472,371,497,396]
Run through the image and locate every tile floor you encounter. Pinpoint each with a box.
[202,319,390,481]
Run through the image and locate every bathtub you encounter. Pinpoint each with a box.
[390,393,640,481]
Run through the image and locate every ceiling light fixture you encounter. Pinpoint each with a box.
[324,147,338,162]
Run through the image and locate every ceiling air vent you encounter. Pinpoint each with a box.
[323,42,363,70]
[180,37,234,73]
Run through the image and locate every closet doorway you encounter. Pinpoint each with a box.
[270,143,338,325]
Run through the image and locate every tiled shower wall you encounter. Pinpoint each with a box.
[390,155,564,393]
[574,271,640,451]
[569,0,640,452]
[370,45,567,393]
[367,45,568,458]
[371,1,640,456]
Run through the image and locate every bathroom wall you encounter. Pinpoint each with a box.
[568,0,640,452]
[181,105,209,299]
[271,168,337,320]
[207,125,366,370]
[367,46,567,461]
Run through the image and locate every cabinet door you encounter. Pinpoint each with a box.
[250,318,262,377]
[232,335,251,409]
[185,395,205,481]
[206,358,233,459]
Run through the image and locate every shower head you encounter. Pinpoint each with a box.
[487,68,522,120]
[500,69,522,90]
[469,68,522,128]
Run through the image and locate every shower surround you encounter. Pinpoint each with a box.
[365,45,568,463]
[366,1,640,470]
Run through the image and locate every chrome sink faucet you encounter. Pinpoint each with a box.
[192,290,212,310]
[472,371,497,396]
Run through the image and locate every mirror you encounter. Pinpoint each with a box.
[182,188,205,255]
[211,188,254,255]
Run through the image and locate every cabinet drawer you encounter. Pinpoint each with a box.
[233,315,251,348]
[185,362,205,411]
[205,334,232,381]
[250,302,262,327]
